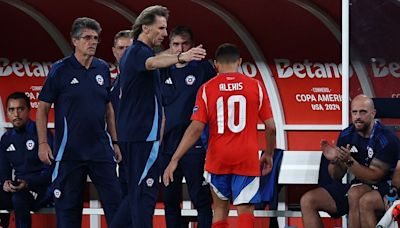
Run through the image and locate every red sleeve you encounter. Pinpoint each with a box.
[258,81,273,122]
[191,84,208,123]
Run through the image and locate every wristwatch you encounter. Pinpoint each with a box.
[177,52,186,64]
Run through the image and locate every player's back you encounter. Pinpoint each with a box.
[198,72,269,176]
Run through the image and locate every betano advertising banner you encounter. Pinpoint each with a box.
[241,58,399,125]
[1,57,399,125]
[271,59,343,124]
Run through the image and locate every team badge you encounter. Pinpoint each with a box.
[185,75,196,85]
[54,189,62,198]
[367,146,374,158]
[193,106,199,114]
[96,75,104,85]
[146,178,154,187]
[26,139,35,151]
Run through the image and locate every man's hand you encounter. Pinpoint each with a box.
[3,180,13,192]
[38,143,54,165]
[3,179,27,192]
[163,160,178,187]
[11,179,28,191]
[180,45,206,62]
[113,144,122,163]
[337,144,351,162]
[321,140,338,161]
[261,153,273,176]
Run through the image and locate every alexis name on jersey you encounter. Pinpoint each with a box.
[219,82,243,91]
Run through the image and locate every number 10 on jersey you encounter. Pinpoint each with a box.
[216,95,246,134]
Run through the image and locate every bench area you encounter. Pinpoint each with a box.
[0,150,330,228]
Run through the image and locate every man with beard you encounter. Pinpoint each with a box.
[301,94,400,228]
[0,92,53,228]
[160,26,215,228]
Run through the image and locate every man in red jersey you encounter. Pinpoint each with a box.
[163,43,276,228]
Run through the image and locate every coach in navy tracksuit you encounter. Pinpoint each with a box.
[0,92,53,228]
[110,29,133,195]
[36,17,122,228]
[160,26,216,228]
[111,5,208,227]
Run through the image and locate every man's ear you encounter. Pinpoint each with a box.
[71,37,78,47]
[142,24,149,34]
[372,108,377,118]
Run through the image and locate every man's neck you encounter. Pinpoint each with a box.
[358,120,375,138]
[138,34,153,48]
[14,123,28,133]
[114,62,120,74]
[218,69,238,74]
[217,63,238,74]
[74,52,93,69]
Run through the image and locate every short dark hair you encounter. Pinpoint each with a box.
[169,26,193,42]
[70,17,102,38]
[132,5,169,40]
[6,92,30,110]
[215,43,240,64]
[114,30,132,46]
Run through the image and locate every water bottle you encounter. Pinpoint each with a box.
[385,187,398,207]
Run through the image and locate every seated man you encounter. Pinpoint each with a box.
[321,94,400,228]
[300,155,350,228]
[0,92,53,228]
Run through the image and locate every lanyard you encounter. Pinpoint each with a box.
[364,120,379,164]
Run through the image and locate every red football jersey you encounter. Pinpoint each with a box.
[191,72,273,176]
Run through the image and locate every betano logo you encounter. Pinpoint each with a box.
[1,57,399,79]
[0,58,121,79]
[371,58,400,78]
[275,59,352,79]
[0,58,52,77]
[275,58,400,79]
